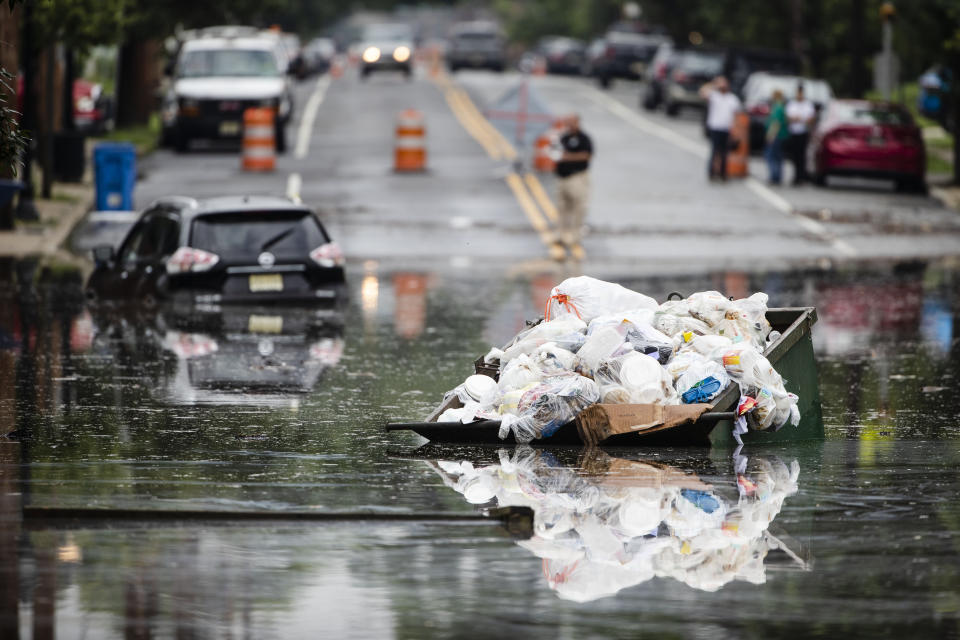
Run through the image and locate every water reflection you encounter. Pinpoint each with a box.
[429,448,805,602]
[89,305,345,407]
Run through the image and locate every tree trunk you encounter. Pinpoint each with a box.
[116,39,160,127]
[62,47,74,131]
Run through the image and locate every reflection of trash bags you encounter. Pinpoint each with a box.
[429,448,802,602]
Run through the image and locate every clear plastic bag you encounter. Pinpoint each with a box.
[501,316,587,364]
[685,291,731,327]
[587,309,656,334]
[576,325,629,376]
[675,360,731,404]
[623,322,674,364]
[498,374,601,442]
[595,352,679,405]
[534,342,578,373]
[546,276,658,323]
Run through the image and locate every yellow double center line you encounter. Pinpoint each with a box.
[435,74,572,254]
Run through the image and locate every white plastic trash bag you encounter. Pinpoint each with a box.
[546,276,657,324]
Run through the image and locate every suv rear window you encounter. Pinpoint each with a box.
[832,103,912,126]
[678,51,724,74]
[191,212,328,259]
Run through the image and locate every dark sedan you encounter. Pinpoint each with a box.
[86,195,346,307]
[586,31,670,89]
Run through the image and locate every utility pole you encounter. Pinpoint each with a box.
[879,3,896,101]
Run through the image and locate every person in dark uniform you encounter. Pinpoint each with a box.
[553,114,592,261]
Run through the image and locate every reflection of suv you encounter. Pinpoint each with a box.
[161,32,294,152]
[447,21,505,72]
[87,195,346,307]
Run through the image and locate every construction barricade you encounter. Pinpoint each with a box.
[242,108,276,172]
[395,109,426,172]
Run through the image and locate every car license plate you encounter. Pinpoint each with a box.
[471,55,484,65]
[219,121,241,136]
[249,273,283,292]
[631,62,646,74]
[248,314,283,333]
[868,136,886,147]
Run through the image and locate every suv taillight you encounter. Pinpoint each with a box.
[166,247,220,274]
[310,242,344,268]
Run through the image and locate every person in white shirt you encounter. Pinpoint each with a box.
[699,76,742,181]
[785,84,816,184]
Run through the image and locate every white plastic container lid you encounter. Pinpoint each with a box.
[464,374,497,401]
[619,352,662,390]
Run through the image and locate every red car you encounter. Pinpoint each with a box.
[73,78,113,132]
[808,99,926,192]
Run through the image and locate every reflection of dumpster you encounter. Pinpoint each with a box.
[93,142,135,210]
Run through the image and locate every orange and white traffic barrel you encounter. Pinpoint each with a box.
[242,108,275,172]
[726,111,750,178]
[533,118,563,172]
[395,109,426,172]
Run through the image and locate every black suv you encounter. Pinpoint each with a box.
[87,195,346,307]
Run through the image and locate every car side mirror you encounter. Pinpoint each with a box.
[93,244,115,264]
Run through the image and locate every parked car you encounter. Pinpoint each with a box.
[358,23,415,78]
[302,37,337,75]
[73,78,114,132]
[86,195,346,307]
[662,48,725,116]
[535,36,586,75]
[160,30,294,152]
[641,41,676,110]
[586,31,670,88]
[447,21,505,72]
[807,100,926,192]
[742,73,833,150]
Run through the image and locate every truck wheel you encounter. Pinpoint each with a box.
[174,130,190,153]
[275,123,287,153]
[665,102,679,117]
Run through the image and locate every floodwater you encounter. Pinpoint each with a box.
[2,258,960,639]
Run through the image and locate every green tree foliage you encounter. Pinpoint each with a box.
[31,0,126,52]
[0,68,27,176]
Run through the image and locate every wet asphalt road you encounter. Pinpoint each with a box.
[124,64,960,278]
[6,61,960,638]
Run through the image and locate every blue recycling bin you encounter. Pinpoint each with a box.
[93,142,136,211]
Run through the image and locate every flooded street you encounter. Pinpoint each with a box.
[2,258,960,638]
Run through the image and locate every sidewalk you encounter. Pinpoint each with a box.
[0,180,93,258]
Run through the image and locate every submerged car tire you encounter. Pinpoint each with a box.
[897,176,928,194]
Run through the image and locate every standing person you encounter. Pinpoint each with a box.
[699,76,742,181]
[553,114,592,261]
[764,90,789,185]
[786,84,816,184]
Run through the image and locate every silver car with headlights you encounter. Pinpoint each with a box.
[161,30,294,152]
[358,23,414,78]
